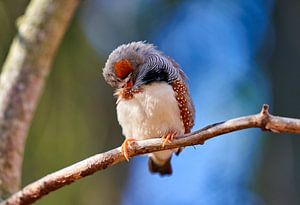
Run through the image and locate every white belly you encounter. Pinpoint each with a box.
[116,82,184,140]
[116,82,185,163]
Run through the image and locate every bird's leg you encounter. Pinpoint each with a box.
[121,138,136,161]
[162,131,177,147]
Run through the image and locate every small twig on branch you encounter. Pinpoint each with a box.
[2,104,300,205]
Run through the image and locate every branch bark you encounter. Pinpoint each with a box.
[2,104,300,205]
[0,0,80,199]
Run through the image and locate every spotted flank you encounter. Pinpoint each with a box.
[171,80,194,133]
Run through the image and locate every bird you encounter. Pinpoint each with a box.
[102,41,195,176]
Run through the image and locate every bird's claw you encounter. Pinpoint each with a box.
[162,131,177,147]
[121,138,136,161]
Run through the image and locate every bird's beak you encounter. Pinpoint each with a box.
[115,80,134,104]
[123,80,133,88]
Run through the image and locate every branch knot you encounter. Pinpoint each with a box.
[259,104,271,131]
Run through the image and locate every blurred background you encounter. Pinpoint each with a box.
[1,0,300,204]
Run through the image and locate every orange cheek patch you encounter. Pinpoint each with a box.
[114,59,133,79]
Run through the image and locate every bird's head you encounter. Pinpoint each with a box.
[102,41,184,103]
[102,41,156,90]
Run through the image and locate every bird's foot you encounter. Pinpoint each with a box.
[121,138,136,161]
[162,131,177,147]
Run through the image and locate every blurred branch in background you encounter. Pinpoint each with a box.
[0,0,80,200]
[3,104,300,205]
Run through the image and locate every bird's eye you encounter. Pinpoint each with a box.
[114,59,133,79]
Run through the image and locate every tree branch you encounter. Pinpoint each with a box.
[2,104,300,205]
[0,0,80,199]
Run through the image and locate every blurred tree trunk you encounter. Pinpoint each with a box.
[0,0,79,200]
[260,0,300,204]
